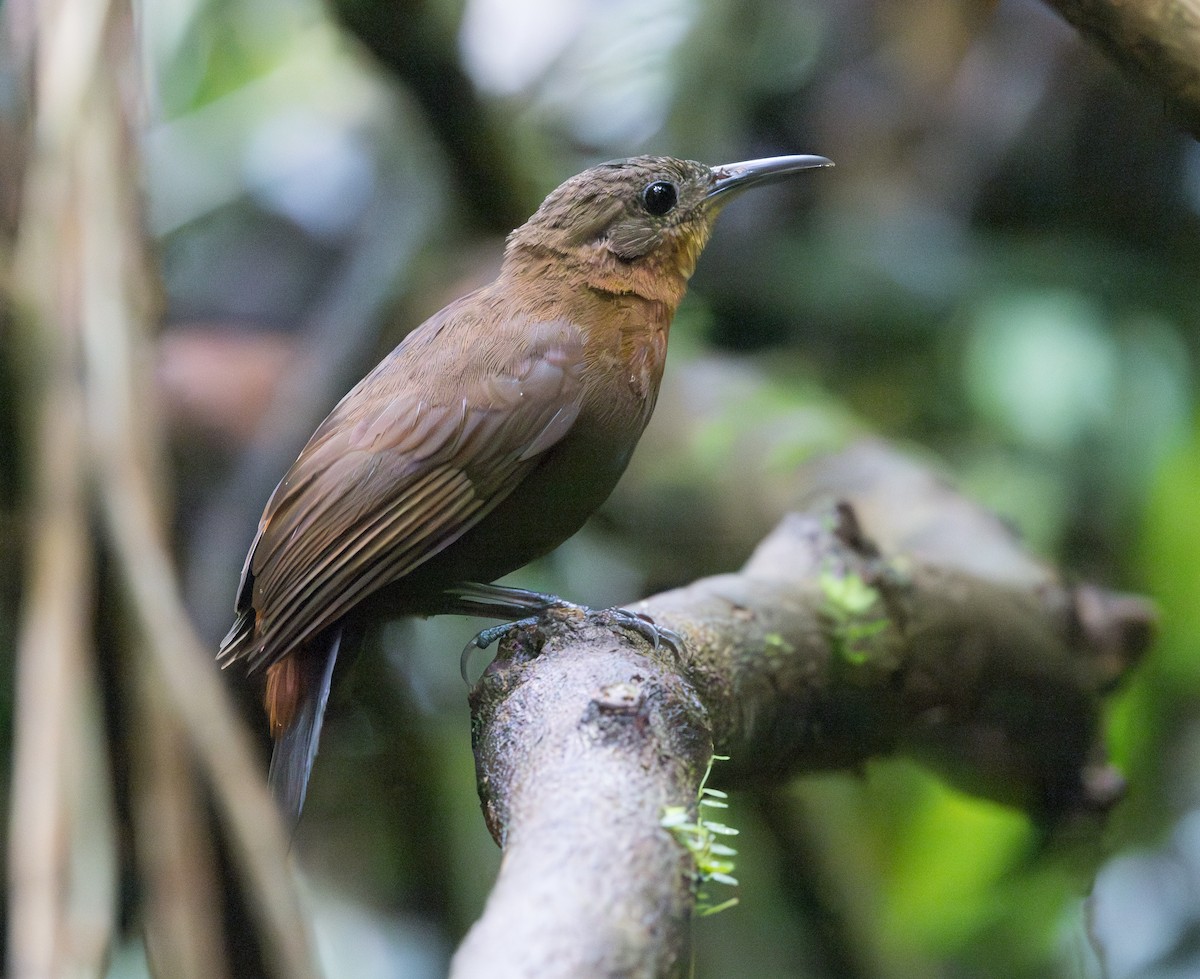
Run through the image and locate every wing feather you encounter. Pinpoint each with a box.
[221,310,587,673]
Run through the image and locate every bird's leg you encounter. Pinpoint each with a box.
[444,581,569,619]
[449,581,683,648]
[448,582,683,681]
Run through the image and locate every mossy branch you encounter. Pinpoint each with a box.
[453,442,1153,978]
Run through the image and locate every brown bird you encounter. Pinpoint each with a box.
[219,153,832,821]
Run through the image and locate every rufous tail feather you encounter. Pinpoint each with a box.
[266,627,341,829]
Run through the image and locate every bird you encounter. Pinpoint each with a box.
[218,153,833,823]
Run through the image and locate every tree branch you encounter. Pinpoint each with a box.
[6,0,118,971]
[452,625,708,979]
[1041,0,1200,138]
[5,0,320,974]
[455,442,1153,977]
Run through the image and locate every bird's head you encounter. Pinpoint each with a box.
[504,154,832,307]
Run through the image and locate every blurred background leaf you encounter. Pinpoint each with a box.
[2,0,1198,975]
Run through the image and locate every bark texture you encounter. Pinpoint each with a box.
[453,441,1153,978]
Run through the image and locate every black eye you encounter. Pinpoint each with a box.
[641,180,677,216]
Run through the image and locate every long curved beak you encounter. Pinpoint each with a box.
[707,154,833,202]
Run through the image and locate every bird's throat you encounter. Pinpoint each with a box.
[579,253,691,310]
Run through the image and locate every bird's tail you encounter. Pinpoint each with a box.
[265,626,342,830]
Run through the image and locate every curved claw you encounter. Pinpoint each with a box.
[461,615,539,682]
[459,640,477,684]
[601,607,684,654]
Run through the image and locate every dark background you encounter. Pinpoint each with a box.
[4,0,1199,976]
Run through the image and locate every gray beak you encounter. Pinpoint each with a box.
[707,154,834,202]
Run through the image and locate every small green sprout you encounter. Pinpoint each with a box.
[762,632,794,657]
[819,570,889,667]
[661,754,739,915]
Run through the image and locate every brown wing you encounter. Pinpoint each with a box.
[219,307,587,674]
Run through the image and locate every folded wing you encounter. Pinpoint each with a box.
[218,312,587,675]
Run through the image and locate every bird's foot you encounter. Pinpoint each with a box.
[461,615,540,682]
[457,590,682,682]
[592,605,684,654]
[469,616,540,653]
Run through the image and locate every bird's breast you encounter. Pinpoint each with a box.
[580,299,671,433]
[623,321,669,411]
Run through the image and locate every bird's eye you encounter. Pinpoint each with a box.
[641,180,678,216]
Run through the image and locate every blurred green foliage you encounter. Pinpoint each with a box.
[4,0,1198,975]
